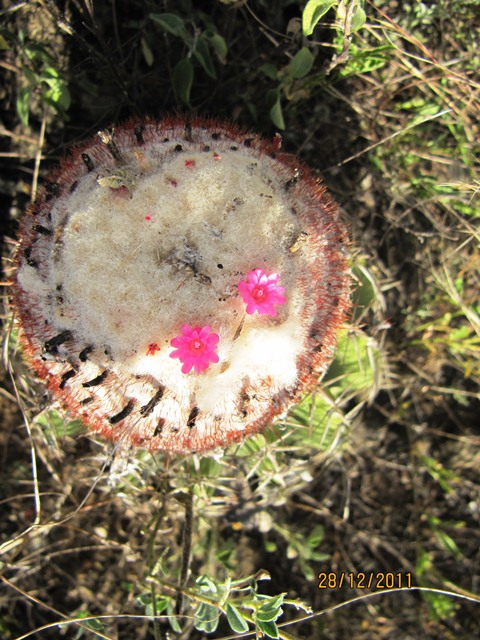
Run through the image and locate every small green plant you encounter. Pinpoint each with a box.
[149,12,227,105]
[36,409,86,440]
[267,524,330,581]
[140,571,311,639]
[59,610,105,639]
[415,549,458,622]
[302,0,366,37]
[13,29,71,125]
[257,0,369,128]
[407,261,480,391]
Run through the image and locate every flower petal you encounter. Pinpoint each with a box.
[170,324,220,374]
[238,268,286,316]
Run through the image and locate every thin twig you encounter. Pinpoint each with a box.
[31,113,47,201]
[175,490,194,616]
[3,312,42,527]
[325,108,451,170]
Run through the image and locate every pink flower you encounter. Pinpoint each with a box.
[238,268,286,316]
[170,324,220,374]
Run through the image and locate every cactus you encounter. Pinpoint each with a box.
[12,117,350,453]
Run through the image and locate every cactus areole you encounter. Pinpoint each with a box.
[13,117,350,453]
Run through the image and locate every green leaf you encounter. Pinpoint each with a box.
[0,34,10,50]
[194,37,216,78]
[135,592,152,607]
[196,575,219,594]
[44,82,71,112]
[216,539,235,564]
[266,89,285,130]
[256,607,283,623]
[302,0,337,37]
[258,593,285,614]
[76,611,105,633]
[194,602,219,633]
[257,619,279,638]
[172,57,193,104]
[206,32,228,63]
[167,616,182,633]
[435,529,461,557]
[337,43,393,78]
[166,601,182,633]
[421,456,456,493]
[415,548,432,575]
[24,67,38,86]
[226,602,249,633]
[37,410,82,437]
[40,68,71,113]
[351,5,367,32]
[265,540,277,553]
[298,558,315,580]
[288,46,314,79]
[16,87,31,126]
[259,63,279,80]
[141,37,154,66]
[152,598,169,615]
[256,593,285,623]
[25,42,53,64]
[307,524,325,548]
[138,593,170,617]
[150,13,187,38]
[42,66,59,79]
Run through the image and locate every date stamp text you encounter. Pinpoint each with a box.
[318,572,412,590]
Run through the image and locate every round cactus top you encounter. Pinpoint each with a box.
[13,117,350,453]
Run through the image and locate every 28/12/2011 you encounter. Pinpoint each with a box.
[318,572,413,590]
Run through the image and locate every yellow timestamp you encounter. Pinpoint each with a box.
[318,572,412,590]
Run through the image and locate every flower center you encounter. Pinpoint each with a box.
[252,286,265,301]
[189,339,205,355]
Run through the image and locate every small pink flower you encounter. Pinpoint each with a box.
[238,268,286,316]
[170,324,220,374]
